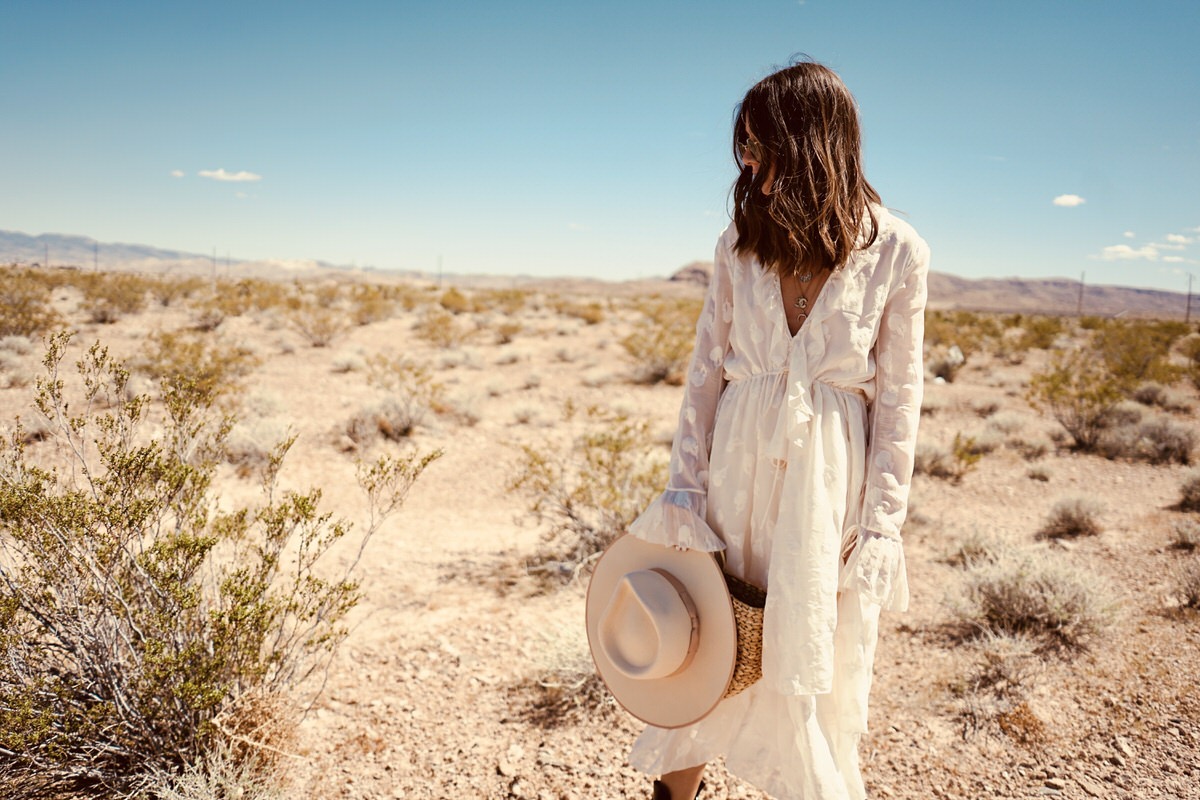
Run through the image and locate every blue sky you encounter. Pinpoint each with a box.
[2,1,1198,292]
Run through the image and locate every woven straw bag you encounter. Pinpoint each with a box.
[721,571,766,698]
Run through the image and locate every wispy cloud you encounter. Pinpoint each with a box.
[1100,244,1160,261]
[1122,231,1135,238]
[1053,194,1086,207]
[199,168,262,183]
[1166,234,1193,245]
[169,169,185,178]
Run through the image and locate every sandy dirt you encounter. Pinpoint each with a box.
[2,273,1198,800]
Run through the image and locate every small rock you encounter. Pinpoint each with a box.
[498,759,518,778]
[1045,778,1067,790]
[1115,736,1134,757]
[1076,776,1106,797]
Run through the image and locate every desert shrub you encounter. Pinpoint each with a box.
[149,274,206,307]
[914,433,980,484]
[359,354,446,439]
[1037,497,1104,540]
[494,320,523,344]
[1027,348,1124,450]
[1093,319,1186,389]
[0,332,439,797]
[509,408,668,584]
[348,283,395,326]
[1182,335,1200,389]
[1170,518,1200,551]
[949,632,1044,743]
[1179,470,1200,512]
[1177,559,1200,609]
[78,271,153,323]
[140,741,285,800]
[1096,417,1194,465]
[1078,315,1106,330]
[928,344,966,382]
[0,268,62,338]
[134,329,259,409]
[1026,465,1051,482]
[474,288,529,316]
[438,287,472,314]
[924,310,1002,360]
[413,306,474,348]
[943,530,1009,569]
[954,551,1117,649]
[621,298,701,385]
[1014,315,1064,351]
[286,284,352,347]
[556,299,605,326]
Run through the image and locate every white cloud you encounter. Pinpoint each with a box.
[1053,194,1086,207]
[1163,255,1185,263]
[198,168,262,183]
[1122,231,1135,238]
[170,169,185,178]
[1100,244,1159,261]
[1166,234,1192,245]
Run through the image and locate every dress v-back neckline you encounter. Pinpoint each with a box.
[776,269,834,339]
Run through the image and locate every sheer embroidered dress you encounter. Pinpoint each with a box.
[626,207,929,800]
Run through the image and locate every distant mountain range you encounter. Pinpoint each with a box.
[2,230,1194,319]
[669,261,1195,320]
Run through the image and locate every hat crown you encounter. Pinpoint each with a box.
[598,569,698,680]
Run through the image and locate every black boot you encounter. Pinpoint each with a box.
[652,779,706,800]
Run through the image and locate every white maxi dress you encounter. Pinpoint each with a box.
[627,207,929,800]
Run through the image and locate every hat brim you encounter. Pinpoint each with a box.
[586,535,736,729]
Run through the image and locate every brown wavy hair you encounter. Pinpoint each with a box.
[732,61,881,275]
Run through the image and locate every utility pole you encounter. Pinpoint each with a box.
[1076,271,1085,316]
[1187,273,1194,325]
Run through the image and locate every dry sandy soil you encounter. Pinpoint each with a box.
[2,271,1199,800]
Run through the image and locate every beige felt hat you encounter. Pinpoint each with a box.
[585,535,737,729]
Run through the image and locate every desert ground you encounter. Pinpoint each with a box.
[1,265,1198,800]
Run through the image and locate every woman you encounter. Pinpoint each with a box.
[625,61,928,800]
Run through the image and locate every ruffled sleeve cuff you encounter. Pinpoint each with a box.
[838,528,909,612]
[627,490,726,552]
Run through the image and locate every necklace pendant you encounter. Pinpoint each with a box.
[798,271,813,283]
[794,296,808,310]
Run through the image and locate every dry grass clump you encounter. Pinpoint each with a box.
[949,632,1045,743]
[1170,517,1200,551]
[340,354,447,446]
[1037,497,1104,540]
[554,299,606,326]
[953,552,1117,649]
[512,614,612,728]
[1096,416,1195,465]
[913,433,981,484]
[1178,469,1200,512]
[1176,559,1200,609]
[438,287,473,314]
[0,267,62,338]
[508,408,667,586]
[621,297,701,385]
[1132,382,1192,414]
[942,529,1010,569]
[140,740,287,800]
